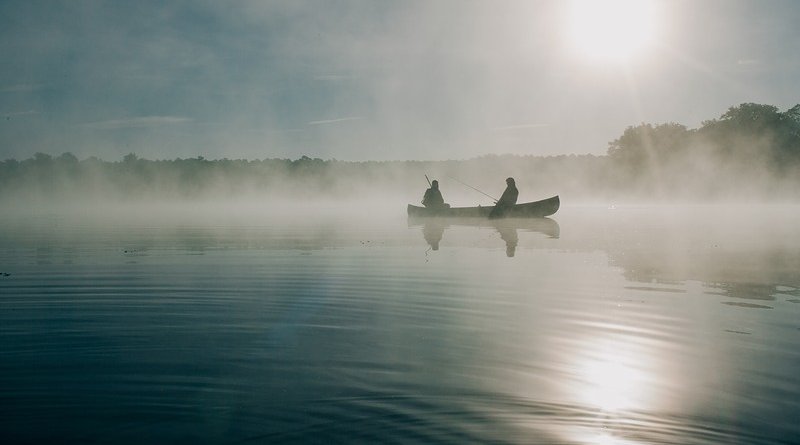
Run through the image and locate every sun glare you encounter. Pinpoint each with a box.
[568,337,656,414]
[565,0,657,62]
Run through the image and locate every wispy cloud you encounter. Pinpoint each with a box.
[313,74,354,81]
[3,110,38,118]
[307,116,363,126]
[0,84,44,93]
[491,123,552,132]
[737,59,760,66]
[82,116,192,129]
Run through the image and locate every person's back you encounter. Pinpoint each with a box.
[422,180,445,208]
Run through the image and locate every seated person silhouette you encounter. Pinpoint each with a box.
[489,177,519,219]
[422,180,449,210]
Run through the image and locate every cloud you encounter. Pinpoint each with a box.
[491,123,552,132]
[82,116,192,129]
[307,116,363,126]
[313,74,355,81]
[0,84,44,93]
[3,110,38,118]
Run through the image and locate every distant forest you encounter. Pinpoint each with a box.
[2,103,799,202]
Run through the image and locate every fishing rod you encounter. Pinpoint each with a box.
[447,176,498,202]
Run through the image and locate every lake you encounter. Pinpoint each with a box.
[1,203,800,444]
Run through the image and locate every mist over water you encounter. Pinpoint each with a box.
[2,202,799,444]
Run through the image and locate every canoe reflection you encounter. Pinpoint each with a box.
[409,217,559,257]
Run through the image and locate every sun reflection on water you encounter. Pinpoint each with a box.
[565,336,660,444]
[574,431,643,445]
[579,354,648,412]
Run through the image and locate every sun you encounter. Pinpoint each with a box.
[565,0,658,62]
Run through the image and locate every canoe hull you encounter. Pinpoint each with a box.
[407,195,560,218]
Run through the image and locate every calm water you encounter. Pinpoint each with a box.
[1,204,800,444]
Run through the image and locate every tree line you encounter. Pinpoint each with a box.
[1,103,798,201]
[606,103,800,197]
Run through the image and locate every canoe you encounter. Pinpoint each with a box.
[407,195,560,218]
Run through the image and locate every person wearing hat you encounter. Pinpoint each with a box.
[489,177,518,218]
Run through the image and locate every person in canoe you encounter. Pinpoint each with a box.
[489,177,519,218]
[422,180,449,210]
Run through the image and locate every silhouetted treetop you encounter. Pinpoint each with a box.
[607,122,692,165]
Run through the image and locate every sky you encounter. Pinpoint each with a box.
[1,0,799,161]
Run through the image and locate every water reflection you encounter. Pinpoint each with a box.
[411,217,560,256]
[496,224,518,257]
[2,206,800,443]
[422,221,445,251]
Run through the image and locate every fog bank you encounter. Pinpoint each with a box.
[2,103,799,209]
